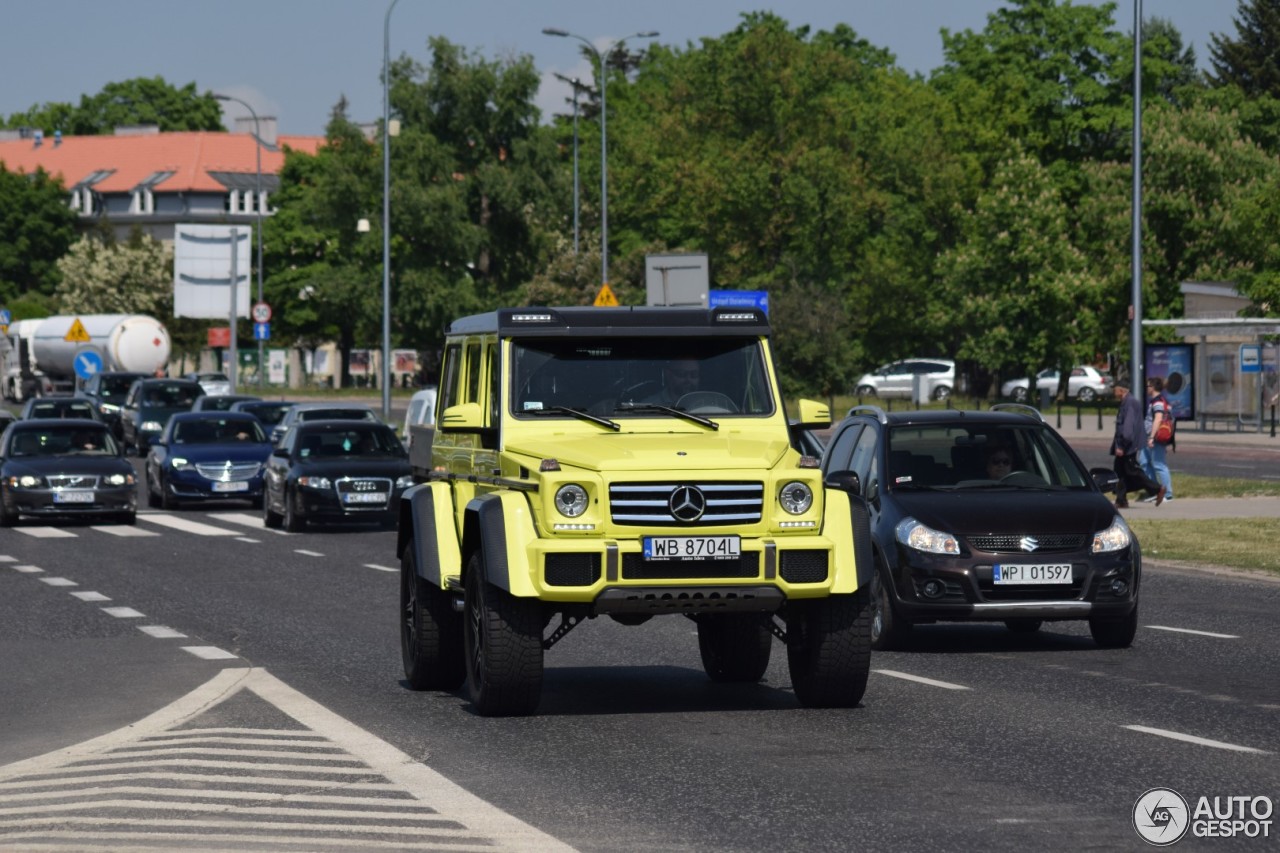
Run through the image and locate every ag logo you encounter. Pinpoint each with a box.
[1133,787,1189,846]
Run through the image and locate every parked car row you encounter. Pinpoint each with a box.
[999,365,1115,403]
[852,359,1116,405]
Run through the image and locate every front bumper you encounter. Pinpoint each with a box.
[296,486,405,522]
[888,545,1139,623]
[168,472,265,501]
[4,486,136,517]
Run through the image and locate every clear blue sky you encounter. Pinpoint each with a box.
[0,1,1242,137]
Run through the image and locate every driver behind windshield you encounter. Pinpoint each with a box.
[984,444,1017,479]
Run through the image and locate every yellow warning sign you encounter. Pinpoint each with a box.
[593,283,619,307]
[64,318,92,343]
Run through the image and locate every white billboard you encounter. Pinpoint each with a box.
[173,224,252,319]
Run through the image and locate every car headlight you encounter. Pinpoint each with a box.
[104,473,135,486]
[169,456,192,470]
[141,420,164,432]
[99,403,120,414]
[554,484,588,518]
[895,517,960,555]
[7,475,44,488]
[298,476,332,490]
[779,481,813,515]
[1092,516,1132,553]
[395,475,414,489]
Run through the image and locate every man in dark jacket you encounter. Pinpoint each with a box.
[1111,380,1165,508]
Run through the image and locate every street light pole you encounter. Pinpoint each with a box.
[212,93,263,390]
[381,0,401,422]
[1130,0,1144,391]
[543,28,658,287]
[553,72,586,254]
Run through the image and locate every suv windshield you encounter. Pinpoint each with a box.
[886,423,1091,490]
[510,336,774,418]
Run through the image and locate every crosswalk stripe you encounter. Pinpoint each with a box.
[13,527,76,538]
[93,525,160,537]
[138,515,241,536]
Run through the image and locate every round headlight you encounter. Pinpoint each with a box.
[555,484,589,518]
[779,481,813,515]
[17,475,42,488]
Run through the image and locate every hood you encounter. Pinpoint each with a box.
[167,442,274,464]
[293,457,411,478]
[3,456,135,479]
[505,429,792,473]
[892,488,1117,536]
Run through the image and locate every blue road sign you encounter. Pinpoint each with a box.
[709,289,769,315]
[253,322,271,341]
[0,309,11,326]
[73,350,103,380]
[1241,344,1262,373]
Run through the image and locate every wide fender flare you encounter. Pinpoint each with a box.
[823,487,873,593]
[397,482,461,586]
[464,491,538,597]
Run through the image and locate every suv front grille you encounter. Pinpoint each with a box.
[622,552,760,580]
[609,482,763,527]
[966,534,1087,554]
[194,461,261,481]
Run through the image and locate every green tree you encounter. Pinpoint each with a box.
[54,232,173,315]
[936,151,1100,388]
[4,77,223,134]
[0,164,78,304]
[1208,0,1280,98]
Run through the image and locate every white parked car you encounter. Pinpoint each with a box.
[184,371,233,397]
[401,386,437,448]
[1000,366,1115,403]
[853,358,956,401]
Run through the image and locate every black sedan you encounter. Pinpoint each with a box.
[0,419,136,526]
[144,412,273,509]
[262,420,411,532]
[822,405,1138,649]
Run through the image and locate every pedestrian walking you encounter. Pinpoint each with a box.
[1139,376,1174,502]
[1111,379,1165,508]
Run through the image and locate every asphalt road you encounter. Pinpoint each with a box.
[2,486,1278,850]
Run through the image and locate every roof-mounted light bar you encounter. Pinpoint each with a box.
[512,312,558,324]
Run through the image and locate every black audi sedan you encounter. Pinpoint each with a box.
[262,420,412,532]
[0,418,137,526]
[144,412,273,509]
[821,405,1138,649]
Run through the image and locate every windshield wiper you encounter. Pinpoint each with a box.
[525,406,620,431]
[614,402,719,430]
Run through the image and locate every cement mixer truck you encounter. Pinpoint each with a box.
[1,314,172,402]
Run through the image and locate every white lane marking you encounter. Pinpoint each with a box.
[138,626,187,639]
[92,525,159,537]
[0,668,577,852]
[873,669,971,691]
[215,512,291,535]
[236,537,261,543]
[38,578,78,587]
[101,607,145,619]
[294,549,324,557]
[138,515,241,536]
[14,527,76,538]
[12,565,43,573]
[71,592,111,602]
[364,563,397,573]
[181,647,238,660]
[0,556,15,562]
[1123,725,1270,754]
[1146,625,1240,639]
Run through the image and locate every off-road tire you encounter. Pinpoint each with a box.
[697,614,773,682]
[463,551,544,716]
[1089,606,1137,648]
[401,536,465,690]
[786,588,872,708]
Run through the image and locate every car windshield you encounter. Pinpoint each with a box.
[172,419,266,444]
[299,408,374,422]
[102,375,140,399]
[144,383,200,407]
[886,423,1091,491]
[7,426,118,457]
[294,428,403,459]
[29,401,96,419]
[241,403,293,425]
[510,336,774,418]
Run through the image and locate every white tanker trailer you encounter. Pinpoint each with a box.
[1,314,172,401]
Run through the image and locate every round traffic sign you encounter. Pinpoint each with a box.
[252,302,272,323]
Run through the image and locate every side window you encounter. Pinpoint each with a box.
[486,345,499,425]
[849,428,879,487]
[465,343,482,404]
[440,344,463,409]
[125,384,139,407]
[826,424,863,471]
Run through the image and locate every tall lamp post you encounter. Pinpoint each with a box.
[542,28,658,287]
[1130,0,1144,390]
[213,93,263,389]
[379,0,401,422]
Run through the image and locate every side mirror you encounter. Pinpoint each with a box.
[272,447,289,459]
[1090,467,1119,492]
[439,402,484,431]
[795,398,831,430]
[824,469,862,495]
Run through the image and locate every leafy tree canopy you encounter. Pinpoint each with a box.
[0,164,78,304]
[1209,0,1280,98]
[3,77,223,134]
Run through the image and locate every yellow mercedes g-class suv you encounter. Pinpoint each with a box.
[397,306,873,715]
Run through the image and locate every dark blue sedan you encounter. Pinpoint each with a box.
[144,412,273,509]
